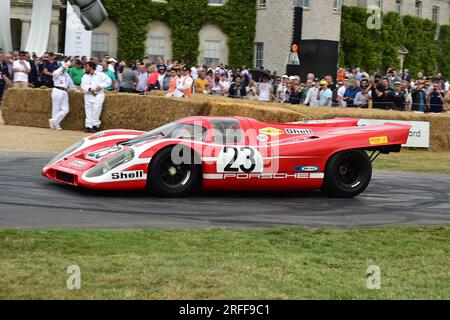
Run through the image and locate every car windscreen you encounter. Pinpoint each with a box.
[210,119,243,144]
[120,123,207,146]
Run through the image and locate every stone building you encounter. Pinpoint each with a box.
[7,0,449,73]
[90,1,230,65]
[254,0,449,76]
[344,0,450,25]
[254,0,342,79]
[9,0,62,53]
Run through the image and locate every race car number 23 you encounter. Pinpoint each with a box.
[217,147,263,174]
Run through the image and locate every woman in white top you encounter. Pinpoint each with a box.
[258,76,273,102]
[245,80,258,100]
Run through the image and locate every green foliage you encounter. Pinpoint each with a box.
[2,227,450,299]
[402,15,439,76]
[101,0,256,67]
[438,25,450,77]
[340,6,448,77]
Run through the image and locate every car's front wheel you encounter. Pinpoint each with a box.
[321,149,372,198]
[148,146,200,197]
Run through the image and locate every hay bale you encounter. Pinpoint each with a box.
[2,89,207,131]
[207,100,307,123]
[2,89,450,151]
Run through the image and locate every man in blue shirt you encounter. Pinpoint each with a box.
[42,52,59,87]
[343,78,361,108]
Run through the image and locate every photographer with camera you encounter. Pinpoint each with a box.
[411,80,427,113]
[371,76,390,109]
[354,78,372,108]
[427,82,446,113]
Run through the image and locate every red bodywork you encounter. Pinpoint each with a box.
[42,117,410,192]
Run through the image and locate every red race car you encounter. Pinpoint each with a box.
[42,117,410,198]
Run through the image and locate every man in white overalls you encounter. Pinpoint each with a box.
[49,62,79,131]
[80,61,112,133]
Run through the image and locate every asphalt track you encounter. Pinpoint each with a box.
[0,152,449,229]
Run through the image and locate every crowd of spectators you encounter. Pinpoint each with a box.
[1,49,449,114]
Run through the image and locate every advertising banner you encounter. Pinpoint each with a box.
[65,4,92,57]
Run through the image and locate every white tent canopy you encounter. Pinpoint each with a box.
[25,0,53,56]
[0,0,13,52]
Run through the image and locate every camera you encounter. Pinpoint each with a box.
[360,79,370,89]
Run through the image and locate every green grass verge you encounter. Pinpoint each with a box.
[1,227,449,300]
[373,150,450,174]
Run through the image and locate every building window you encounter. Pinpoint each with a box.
[91,33,109,58]
[333,0,341,13]
[203,40,221,66]
[257,0,266,9]
[294,0,309,8]
[148,37,166,62]
[208,0,225,6]
[395,0,402,15]
[432,6,439,23]
[374,0,383,11]
[255,42,264,69]
[415,1,422,17]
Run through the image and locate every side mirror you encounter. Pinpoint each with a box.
[68,0,108,31]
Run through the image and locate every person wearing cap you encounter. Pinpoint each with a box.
[386,81,406,111]
[387,68,401,89]
[81,61,112,133]
[155,65,169,91]
[108,58,117,73]
[318,80,333,107]
[49,62,79,131]
[276,75,289,103]
[210,70,228,96]
[167,65,193,98]
[68,59,85,86]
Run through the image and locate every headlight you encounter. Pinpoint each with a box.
[85,149,134,178]
[46,139,85,168]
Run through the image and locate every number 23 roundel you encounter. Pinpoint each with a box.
[217,147,264,174]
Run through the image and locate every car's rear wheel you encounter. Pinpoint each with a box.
[148,146,200,197]
[321,149,372,198]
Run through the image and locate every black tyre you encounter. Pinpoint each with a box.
[321,149,372,198]
[148,146,201,197]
